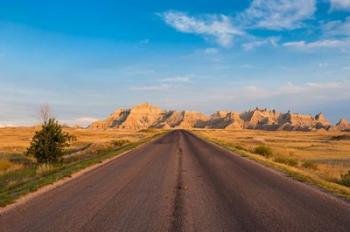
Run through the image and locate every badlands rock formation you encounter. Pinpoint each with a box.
[335,118,350,131]
[89,103,350,132]
[90,103,162,130]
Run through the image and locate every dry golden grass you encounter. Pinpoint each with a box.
[0,127,34,153]
[0,127,166,207]
[0,127,152,154]
[35,163,56,176]
[193,129,350,186]
[0,127,159,173]
[0,160,24,175]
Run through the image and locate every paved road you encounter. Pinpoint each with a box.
[1,130,350,232]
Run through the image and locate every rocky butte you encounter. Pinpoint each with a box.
[89,103,350,132]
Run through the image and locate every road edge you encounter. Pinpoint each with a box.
[0,131,168,214]
[189,130,350,204]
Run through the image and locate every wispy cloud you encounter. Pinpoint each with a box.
[329,0,350,11]
[277,81,343,95]
[283,39,350,50]
[130,74,193,91]
[0,124,17,128]
[238,0,316,30]
[160,11,244,47]
[160,0,316,50]
[242,37,280,50]
[75,117,99,124]
[202,47,219,54]
[318,62,330,68]
[199,80,350,106]
[323,17,350,37]
[130,84,171,91]
[74,117,99,127]
[160,76,191,83]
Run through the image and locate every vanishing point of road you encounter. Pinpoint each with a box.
[1,130,350,232]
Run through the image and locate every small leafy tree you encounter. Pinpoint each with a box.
[26,118,76,163]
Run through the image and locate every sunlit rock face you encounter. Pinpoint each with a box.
[89,103,345,132]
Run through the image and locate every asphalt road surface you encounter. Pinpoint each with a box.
[1,130,350,232]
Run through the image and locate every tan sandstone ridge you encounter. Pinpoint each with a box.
[89,103,349,132]
[333,118,350,131]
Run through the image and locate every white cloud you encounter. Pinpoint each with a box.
[193,48,221,60]
[242,37,280,50]
[277,81,344,97]
[75,117,99,124]
[160,76,191,83]
[306,82,342,89]
[0,124,17,128]
[130,75,192,91]
[130,84,171,91]
[330,0,350,11]
[239,0,316,30]
[283,39,350,50]
[318,62,329,68]
[160,1,316,49]
[277,81,342,95]
[323,17,350,37]
[222,80,349,103]
[73,117,99,127]
[202,47,219,54]
[283,41,307,48]
[161,11,244,47]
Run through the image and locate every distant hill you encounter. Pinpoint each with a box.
[89,103,350,132]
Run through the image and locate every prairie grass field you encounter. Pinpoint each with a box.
[0,127,155,171]
[193,129,350,198]
[2,127,350,205]
[0,127,150,154]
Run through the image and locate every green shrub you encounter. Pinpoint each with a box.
[340,170,350,187]
[26,118,76,163]
[254,145,273,158]
[274,156,298,167]
[302,160,318,170]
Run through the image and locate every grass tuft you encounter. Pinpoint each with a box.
[0,160,24,174]
[36,164,56,176]
[254,145,273,158]
[112,139,130,147]
[273,156,298,167]
[340,170,350,187]
[234,145,246,151]
[302,160,318,170]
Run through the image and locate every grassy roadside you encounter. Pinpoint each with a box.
[193,131,350,201]
[0,131,167,207]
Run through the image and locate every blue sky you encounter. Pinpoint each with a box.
[0,0,350,126]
